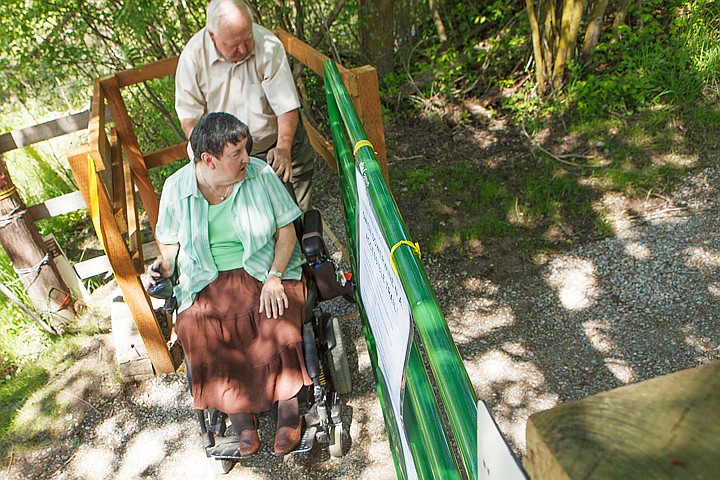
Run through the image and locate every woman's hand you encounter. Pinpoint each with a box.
[145,256,175,289]
[259,276,288,319]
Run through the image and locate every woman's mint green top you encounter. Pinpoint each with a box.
[155,158,304,313]
[208,197,245,271]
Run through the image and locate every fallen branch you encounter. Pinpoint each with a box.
[58,391,102,416]
[521,123,602,168]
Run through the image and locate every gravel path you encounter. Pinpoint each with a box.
[2,165,719,479]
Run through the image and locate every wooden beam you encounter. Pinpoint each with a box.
[524,363,720,479]
[304,120,336,170]
[144,142,188,170]
[114,56,179,88]
[68,145,174,374]
[350,65,388,180]
[100,75,159,230]
[28,191,86,222]
[74,241,159,280]
[110,128,127,235]
[0,110,90,153]
[123,136,144,272]
[89,78,111,173]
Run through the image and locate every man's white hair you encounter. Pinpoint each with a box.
[206,0,254,34]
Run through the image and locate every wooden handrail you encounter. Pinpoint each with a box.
[68,144,174,374]
[115,56,180,88]
[0,110,91,154]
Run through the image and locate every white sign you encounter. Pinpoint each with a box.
[357,164,417,480]
[477,401,527,480]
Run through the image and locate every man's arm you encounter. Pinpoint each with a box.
[180,118,198,159]
[180,118,198,139]
[266,109,299,183]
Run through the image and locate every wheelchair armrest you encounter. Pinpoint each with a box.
[301,209,325,261]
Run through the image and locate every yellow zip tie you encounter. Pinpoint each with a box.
[353,139,377,156]
[389,240,421,277]
[87,154,105,249]
[0,185,16,200]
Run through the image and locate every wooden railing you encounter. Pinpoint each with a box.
[66,29,387,375]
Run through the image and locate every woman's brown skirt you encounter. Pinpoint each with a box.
[176,269,312,414]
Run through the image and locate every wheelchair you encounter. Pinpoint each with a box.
[149,208,354,474]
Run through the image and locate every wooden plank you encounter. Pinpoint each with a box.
[43,234,90,303]
[273,28,358,96]
[304,119,336,170]
[68,145,174,374]
[114,56,179,88]
[100,75,159,230]
[74,254,112,280]
[89,78,112,173]
[0,110,90,153]
[144,142,188,169]
[111,297,152,376]
[123,135,144,272]
[0,105,113,154]
[110,128,127,234]
[74,241,159,280]
[350,65,388,180]
[28,191,86,221]
[524,363,720,479]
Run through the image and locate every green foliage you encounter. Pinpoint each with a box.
[384,0,527,115]
[681,0,720,93]
[0,0,206,108]
[0,252,53,374]
[0,364,49,442]
[560,0,716,121]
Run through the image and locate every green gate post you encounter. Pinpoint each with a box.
[325,60,478,479]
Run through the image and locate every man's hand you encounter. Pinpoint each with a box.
[266,147,292,182]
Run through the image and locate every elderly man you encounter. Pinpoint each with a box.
[175,0,315,211]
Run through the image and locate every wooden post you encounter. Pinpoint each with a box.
[0,153,75,332]
[100,75,159,230]
[350,65,388,180]
[524,363,720,479]
[68,145,174,374]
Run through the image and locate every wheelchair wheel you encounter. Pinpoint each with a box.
[328,422,347,458]
[209,458,235,475]
[327,316,352,395]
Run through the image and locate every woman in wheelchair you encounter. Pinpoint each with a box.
[147,112,312,457]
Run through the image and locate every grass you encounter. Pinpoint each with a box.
[392,93,715,258]
[0,308,109,456]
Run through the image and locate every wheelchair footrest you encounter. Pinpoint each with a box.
[206,423,317,458]
[295,424,317,454]
[206,435,240,459]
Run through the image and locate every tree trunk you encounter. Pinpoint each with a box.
[581,0,610,60]
[358,0,395,76]
[428,0,448,43]
[612,0,633,42]
[552,0,585,90]
[526,0,546,90]
[0,154,75,333]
